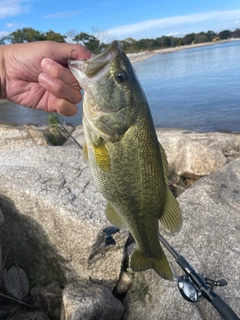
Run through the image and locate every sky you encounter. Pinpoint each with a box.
[0,0,240,42]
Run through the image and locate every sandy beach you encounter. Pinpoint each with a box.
[127,38,240,63]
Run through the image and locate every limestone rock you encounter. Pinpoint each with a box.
[116,271,133,294]
[0,125,48,150]
[61,281,124,320]
[0,146,128,289]
[124,158,240,320]
[3,266,29,300]
[156,128,228,178]
[31,281,62,320]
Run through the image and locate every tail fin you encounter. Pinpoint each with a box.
[130,248,172,280]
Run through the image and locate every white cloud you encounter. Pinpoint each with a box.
[0,30,10,37]
[167,32,180,36]
[105,9,240,40]
[41,11,81,19]
[6,23,14,28]
[0,0,31,19]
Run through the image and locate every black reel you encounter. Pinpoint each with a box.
[178,274,228,303]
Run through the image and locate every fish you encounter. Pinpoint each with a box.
[68,41,182,280]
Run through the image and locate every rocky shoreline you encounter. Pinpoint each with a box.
[0,124,240,319]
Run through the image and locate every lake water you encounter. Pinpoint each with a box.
[0,40,240,132]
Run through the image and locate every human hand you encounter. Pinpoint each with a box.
[0,41,92,116]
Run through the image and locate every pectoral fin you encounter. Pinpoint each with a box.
[93,139,110,171]
[160,187,182,234]
[106,203,127,229]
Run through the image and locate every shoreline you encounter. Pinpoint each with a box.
[127,38,240,63]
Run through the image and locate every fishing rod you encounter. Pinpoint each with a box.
[159,233,239,320]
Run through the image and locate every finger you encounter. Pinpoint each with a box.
[49,94,78,116]
[51,42,93,64]
[41,58,79,88]
[38,72,82,105]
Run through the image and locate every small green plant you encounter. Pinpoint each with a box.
[47,113,64,146]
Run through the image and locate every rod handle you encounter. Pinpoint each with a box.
[211,294,239,320]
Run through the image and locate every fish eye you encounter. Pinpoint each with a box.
[115,71,128,83]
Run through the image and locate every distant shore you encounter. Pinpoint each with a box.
[127,38,240,63]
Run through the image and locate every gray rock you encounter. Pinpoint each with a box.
[116,271,133,294]
[157,129,240,160]
[31,281,62,320]
[11,311,50,320]
[156,129,230,178]
[124,158,240,320]
[0,207,4,225]
[61,281,124,320]
[0,125,48,150]
[0,208,3,281]
[3,266,29,300]
[123,270,203,320]
[0,146,128,289]
[0,245,2,284]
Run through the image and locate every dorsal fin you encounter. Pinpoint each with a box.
[160,187,182,234]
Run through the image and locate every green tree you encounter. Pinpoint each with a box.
[151,37,163,49]
[182,33,195,45]
[162,36,172,47]
[218,30,231,40]
[135,38,154,51]
[207,30,217,41]
[0,37,6,45]
[45,30,66,42]
[6,28,46,43]
[73,32,100,53]
[120,37,137,52]
[177,38,184,46]
[232,28,240,38]
[194,32,210,44]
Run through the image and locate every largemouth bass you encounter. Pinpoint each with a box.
[68,41,182,280]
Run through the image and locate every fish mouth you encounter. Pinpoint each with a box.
[90,103,125,114]
[68,41,121,80]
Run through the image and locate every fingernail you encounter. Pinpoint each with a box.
[38,72,51,85]
[41,58,51,72]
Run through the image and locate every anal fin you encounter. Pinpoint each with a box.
[160,187,182,234]
[106,203,127,229]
